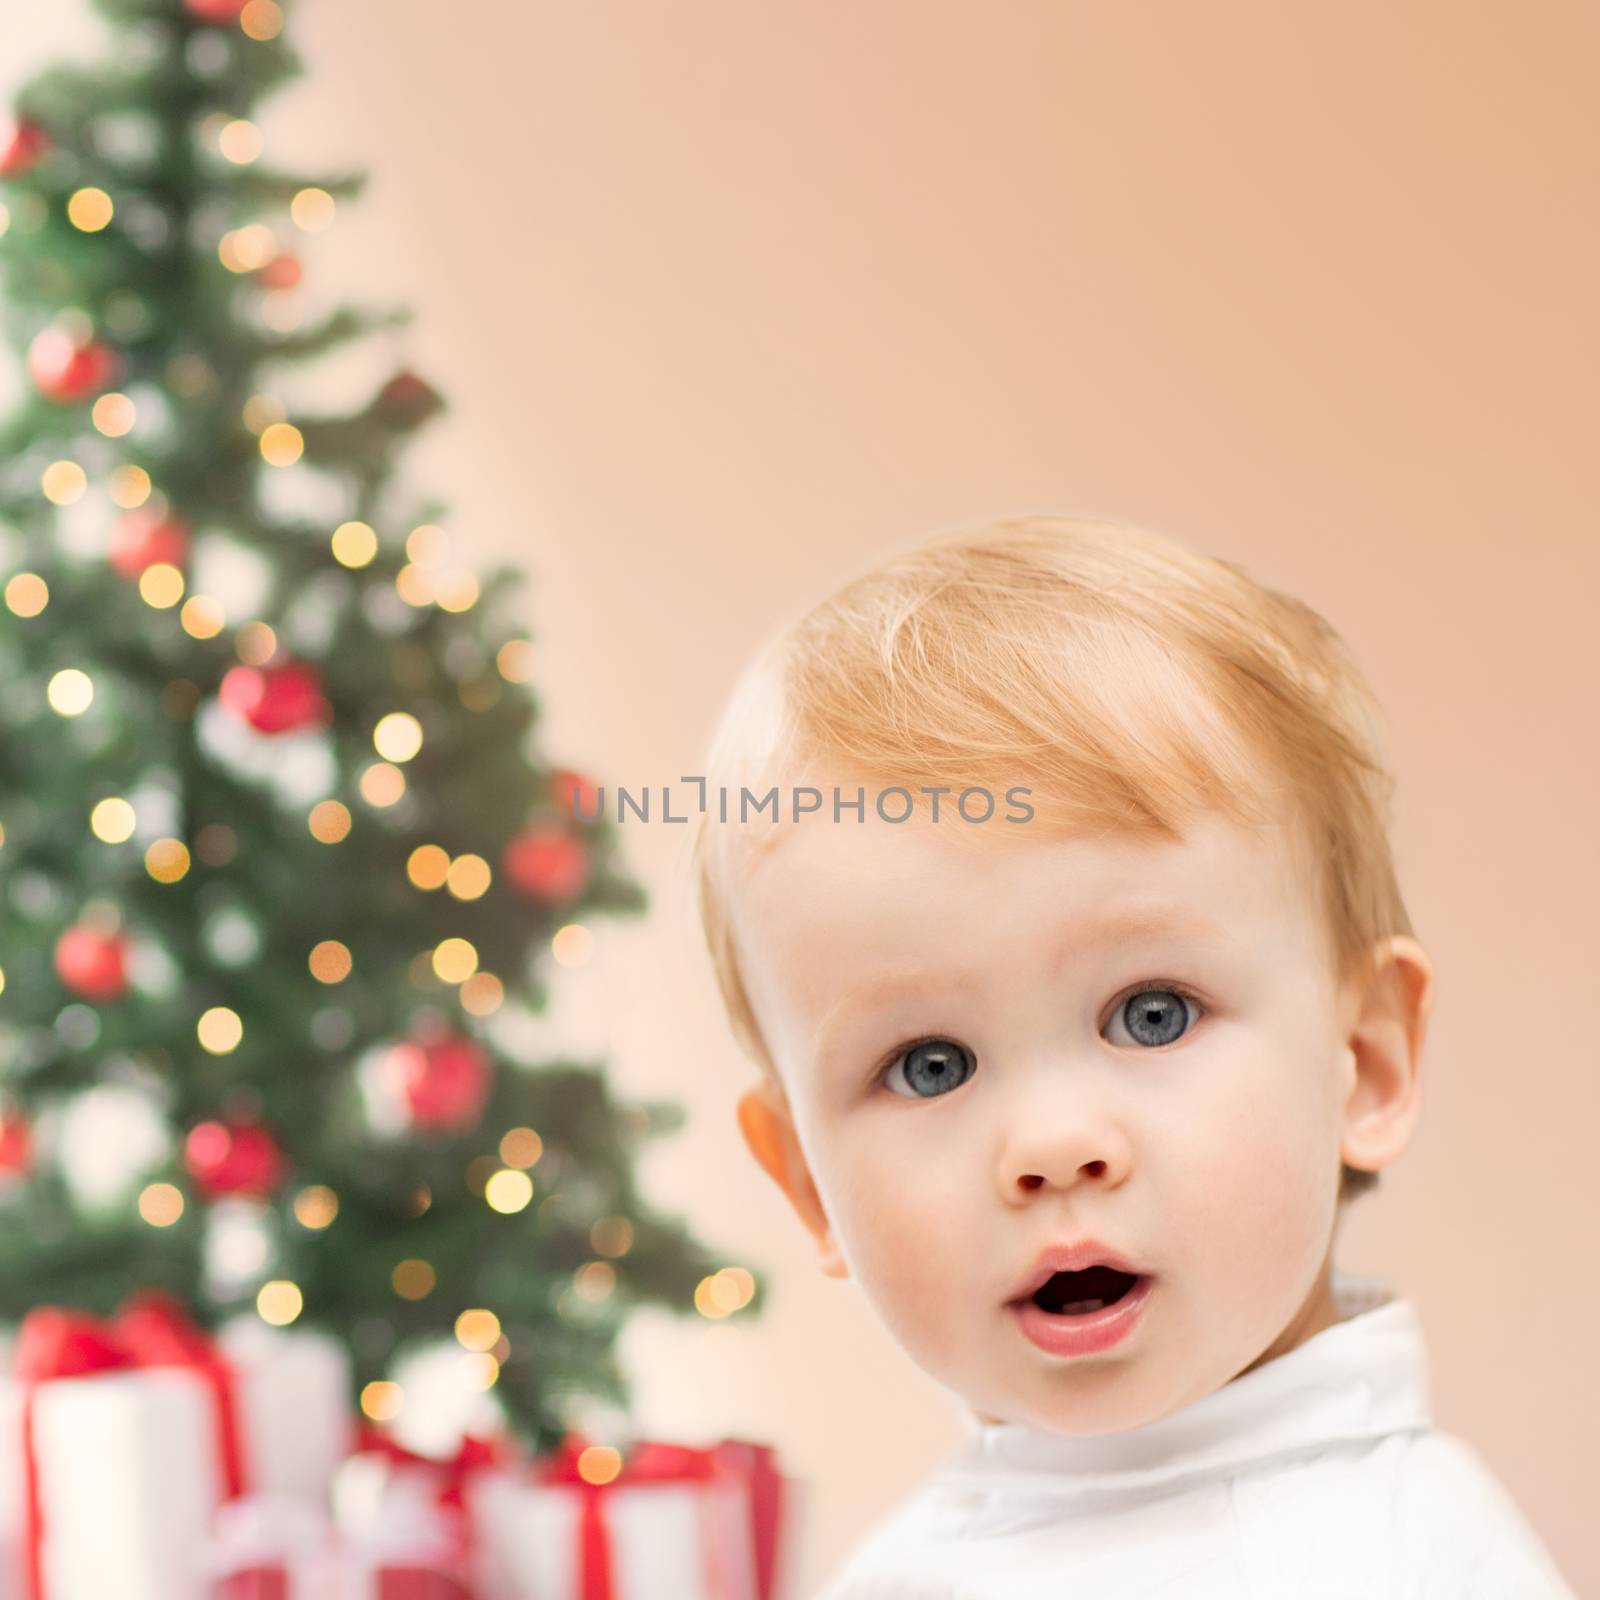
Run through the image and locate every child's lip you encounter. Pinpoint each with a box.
[1006,1237,1153,1304]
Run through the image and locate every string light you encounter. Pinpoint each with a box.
[499,1127,543,1169]
[47,669,94,716]
[5,573,48,617]
[407,844,449,889]
[331,520,377,568]
[360,1381,403,1422]
[459,1353,499,1390]
[308,800,352,843]
[219,223,275,273]
[259,421,303,466]
[293,1185,339,1229]
[445,853,490,900]
[454,1309,500,1351]
[391,1258,437,1299]
[197,1005,243,1054]
[290,186,335,232]
[577,1446,623,1486]
[695,1266,757,1319]
[435,571,480,613]
[138,1183,185,1227]
[257,1280,303,1326]
[359,763,405,807]
[240,0,283,41]
[145,838,191,883]
[308,940,352,983]
[90,797,136,843]
[590,1216,634,1257]
[108,465,152,509]
[484,1168,533,1214]
[92,393,136,436]
[373,712,422,762]
[431,938,477,983]
[242,393,286,433]
[551,924,594,968]
[218,119,262,164]
[139,563,185,609]
[67,187,113,232]
[395,565,433,607]
[459,972,504,1016]
[236,621,277,663]
[41,461,87,505]
[181,596,227,639]
[574,1262,615,1302]
[496,640,534,682]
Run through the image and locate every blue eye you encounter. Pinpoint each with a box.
[882,1038,976,1100]
[1111,987,1196,1048]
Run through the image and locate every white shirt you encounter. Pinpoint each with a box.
[816,1272,1576,1599]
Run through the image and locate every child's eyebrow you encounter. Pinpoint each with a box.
[812,901,1230,1054]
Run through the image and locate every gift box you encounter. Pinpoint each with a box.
[0,1294,353,1600]
[464,1434,799,1600]
[205,1489,474,1600]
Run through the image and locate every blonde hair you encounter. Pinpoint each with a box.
[692,515,1415,1204]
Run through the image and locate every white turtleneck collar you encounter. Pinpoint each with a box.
[942,1269,1431,1499]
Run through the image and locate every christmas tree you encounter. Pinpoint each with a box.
[0,0,758,1456]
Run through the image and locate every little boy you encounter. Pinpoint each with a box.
[689,516,1575,1598]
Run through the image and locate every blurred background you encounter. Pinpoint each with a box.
[2,2,1594,1594]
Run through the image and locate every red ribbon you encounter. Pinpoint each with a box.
[12,1292,249,1600]
[538,1433,769,1600]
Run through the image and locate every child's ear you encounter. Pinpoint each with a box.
[1339,935,1435,1177]
[735,1075,848,1281]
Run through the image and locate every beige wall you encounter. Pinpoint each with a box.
[8,3,1595,1592]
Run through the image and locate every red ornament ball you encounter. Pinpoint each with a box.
[374,369,444,429]
[183,0,250,21]
[54,923,130,1001]
[184,1118,286,1199]
[0,1111,33,1177]
[28,328,120,405]
[256,252,303,291]
[550,768,601,822]
[219,660,331,735]
[381,1032,492,1133]
[110,509,190,580]
[503,823,591,904]
[0,117,49,178]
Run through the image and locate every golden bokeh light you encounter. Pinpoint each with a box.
[454,1308,501,1351]
[484,1168,533,1215]
[574,1261,616,1303]
[590,1215,635,1258]
[406,524,447,564]
[218,223,276,273]
[257,1280,303,1326]
[551,923,595,968]
[308,799,352,843]
[499,1127,543,1170]
[236,620,277,664]
[360,1380,403,1422]
[41,460,87,505]
[459,1352,500,1390]
[695,1266,757,1319]
[331,520,377,568]
[359,762,405,807]
[145,837,191,884]
[181,595,226,639]
[308,940,352,983]
[445,853,491,900]
[67,187,113,232]
[432,937,478,984]
[577,1446,623,1486]
[47,669,94,716]
[218,119,263,164]
[407,844,450,890]
[259,421,304,466]
[138,1182,184,1227]
[435,570,480,613]
[242,393,286,434]
[108,465,152,509]
[290,187,335,232]
[92,393,136,437]
[138,563,185,609]
[459,971,504,1016]
[90,797,136,843]
[395,564,433,607]
[197,1005,243,1054]
[5,573,48,617]
[496,639,534,682]
[391,1258,437,1300]
[293,1185,339,1229]
[373,711,422,762]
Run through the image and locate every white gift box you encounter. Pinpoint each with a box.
[465,1468,762,1600]
[0,1318,352,1600]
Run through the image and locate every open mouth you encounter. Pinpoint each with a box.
[1029,1264,1143,1316]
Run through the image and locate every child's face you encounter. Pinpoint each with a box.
[729,794,1423,1434]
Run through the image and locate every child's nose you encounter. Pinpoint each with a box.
[998,1099,1134,1199]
